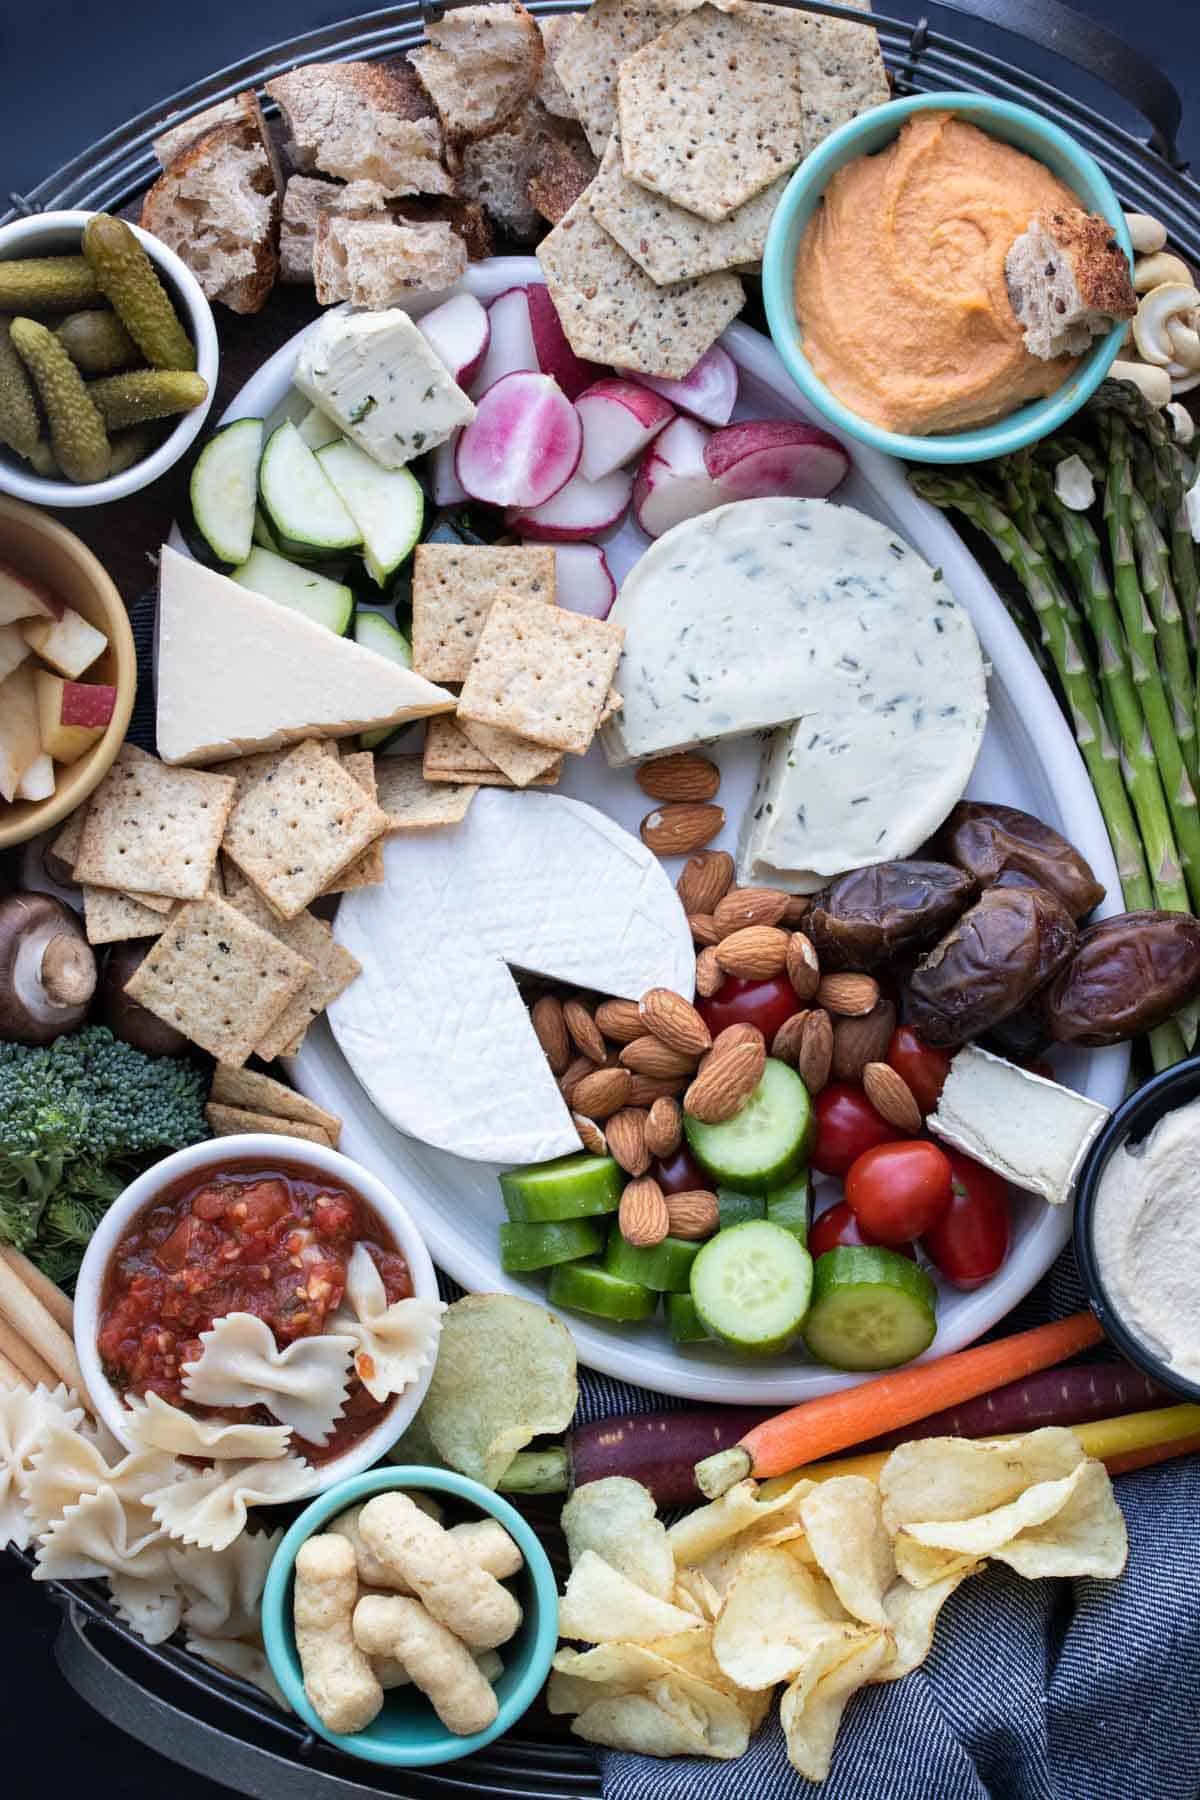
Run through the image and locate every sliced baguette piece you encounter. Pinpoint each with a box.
[280,175,390,282]
[265,61,453,196]
[140,120,279,315]
[409,1,544,145]
[312,216,467,308]
[1006,206,1137,360]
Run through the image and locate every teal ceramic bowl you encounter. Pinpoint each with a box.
[261,1466,559,1766]
[762,92,1134,464]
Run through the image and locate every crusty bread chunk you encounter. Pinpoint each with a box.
[1006,206,1137,360]
[266,61,454,196]
[460,100,595,240]
[312,217,468,309]
[393,197,496,263]
[409,2,543,144]
[280,176,389,282]
[154,91,283,198]
[141,120,279,314]
[536,15,580,119]
[526,129,597,229]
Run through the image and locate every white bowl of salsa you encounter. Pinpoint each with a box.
[74,1133,440,1496]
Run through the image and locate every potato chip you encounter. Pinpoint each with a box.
[711,1546,862,1692]
[988,1459,1127,1581]
[672,1569,721,1620]
[570,1672,751,1759]
[780,1631,893,1783]
[799,1477,894,1628]
[893,1532,980,1591]
[903,1462,1092,1558]
[560,1550,703,1644]
[561,1476,675,1600]
[879,1428,1085,1532]
[874,1567,977,1683]
[667,1476,814,1567]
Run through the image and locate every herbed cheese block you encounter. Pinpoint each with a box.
[156,546,455,764]
[601,498,988,891]
[293,308,476,470]
[327,790,695,1164]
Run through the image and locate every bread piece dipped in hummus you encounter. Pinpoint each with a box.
[1005,207,1136,360]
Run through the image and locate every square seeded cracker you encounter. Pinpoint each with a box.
[321,751,386,895]
[206,1104,335,1147]
[373,755,478,829]
[412,544,557,684]
[210,1065,343,1143]
[553,0,703,155]
[422,715,562,787]
[82,885,174,946]
[457,717,563,787]
[124,893,314,1066]
[224,874,363,1061]
[222,738,388,920]
[218,740,341,809]
[457,595,624,755]
[73,745,236,901]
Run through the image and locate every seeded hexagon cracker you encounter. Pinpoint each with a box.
[553,0,702,156]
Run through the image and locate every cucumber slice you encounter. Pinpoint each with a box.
[716,1188,766,1229]
[231,547,354,635]
[666,1291,712,1344]
[547,1260,657,1323]
[603,1230,701,1293]
[802,1247,937,1371]
[318,439,425,587]
[766,1172,813,1245]
[685,1059,814,1195]
[500,1153,623,1223]
[259,420,361,557]
[252,506,280,552]
[498,1218,605,1273]
[355,611,416,747]
[296,403,341,450]
[690,1220,813,1355]
[190,418,263,566]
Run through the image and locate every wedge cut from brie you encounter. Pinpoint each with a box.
[929,1045,1110,1203]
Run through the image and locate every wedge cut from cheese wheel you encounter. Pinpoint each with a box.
[156,546,455,764]
[601,498,988,889]
[327,790,694,1164]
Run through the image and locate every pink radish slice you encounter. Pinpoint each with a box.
[624,345,739,427]
[527,283,603,400]
[456,371,582,508]
[507,465,633,540]
[703,419,850,500]
[633,415,724,539]
[545,543,617,618]
[470,287,537,396]
[432,429,468,506]
[417,293,490,388]
[575,378,674,482]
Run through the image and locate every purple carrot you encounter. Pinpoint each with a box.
[865,1360,1172,1451]
[498,1407,773,1509]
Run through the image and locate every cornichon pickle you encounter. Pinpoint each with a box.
[55,308,138,375]
[88,368,208,429]
[82,214,195,372]
[0,315,41,460]
[106,425,156,475]
[0,256,101,312]
[27,439,60,478]
[8,317,110,485]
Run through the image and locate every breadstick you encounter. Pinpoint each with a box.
[0,1348,31,1390]
[0,1315,58,1390]
[0,1248,73,1332]
[294,1534,383,1735]
[354,1595,498,1736]
[358,1493,521,1650]
[0,1258,88,1403]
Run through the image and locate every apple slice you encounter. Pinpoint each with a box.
[0,623,31,685]
[527,284,603,401]
[22,605,108,679]
[703,419,850,501]
[456,371,582,509]
[632,416,724,539]
[431,429,468,507]
[624,345,739,428]
[0,663,41,802]
[470,287,538,397]
[0,561,64,626]
[15,753,55,803]
[507,466,633,541]
[35,672,116,764]
[418,292,490,389]
[547,543,617,619]
[575,379,674,482]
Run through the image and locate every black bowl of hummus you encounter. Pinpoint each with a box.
[1075,1056,1200,1403]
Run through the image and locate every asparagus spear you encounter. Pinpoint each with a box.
[1129,479,1198,786]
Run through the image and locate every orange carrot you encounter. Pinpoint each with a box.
[695,1310,1104,1496]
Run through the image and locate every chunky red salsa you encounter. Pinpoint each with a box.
[98,1159,412,1465]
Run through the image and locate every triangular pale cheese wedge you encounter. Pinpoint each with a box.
[156,546,455,764]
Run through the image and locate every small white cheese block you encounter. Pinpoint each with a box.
[929,1044,1110,1203]
[156,546,455,764]
[293,309,475,470]
[327,790,695,1164]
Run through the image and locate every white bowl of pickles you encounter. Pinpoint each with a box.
[0,209,218,507]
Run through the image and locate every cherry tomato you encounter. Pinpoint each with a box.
[652,1144,708,1195]
[809,1200,917,1261]
[696,976,798,1048]
[844,1140,953,1244]
[886,1025,952,1116]
[919,1148,1010,1288]
[811,1083,902,1176]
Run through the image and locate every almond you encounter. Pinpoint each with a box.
[636,754,721,804]
[573,1113,608,1156]
[571,1065,633,1121]
[676,849,735,915]
[639,987,711,1057]
[781,894,811,926]
[563,995,606,1063]
[797,1008,833,1094]
[595,998,644,1044]
[714,924,790,980]
[785,931,821,1003]
[695,945,723,998]
[689,912,720,947]
[713,886,791,936]
[606,1106,651,1175]
[710,1021,765,1058]
[641,802,725,857]
[629,1073,687,1107]
[863,1061,923,1133]
[619,1176,669,1248]
[831,998,896,1084]
[644,1095,683,1159]
[666,1190,721,1240]
[684,1032,765,1125]
[816,972,881,1017]
[531,994,570,1075]
[771,1009,811,1065]
[620,1035,698,1079]
[559,1054,593,1102]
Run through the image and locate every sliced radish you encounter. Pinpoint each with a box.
[546,543,617,618]
[471,287,537,396]
[703,419,850,501]
[575,378,674,482]
[527,283,603,400]
[633,416,724,539]
[456,371,582,509]
[432,429,468,506]
[418,292,490,389]
[507,465,633,540]
[625,345,739,427]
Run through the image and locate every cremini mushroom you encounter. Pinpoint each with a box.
[1166,402,1197,444]
[1109,359,1172,408]
[0,892,96,1045]
[1124,212,1168,257]
[1133,251,1193,294]
[1132,284,1200,366]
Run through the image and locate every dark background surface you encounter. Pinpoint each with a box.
[1,1,1198,1796]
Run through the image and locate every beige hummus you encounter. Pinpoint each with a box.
[1091,1096,1200,1384]
[793,110,1082,436]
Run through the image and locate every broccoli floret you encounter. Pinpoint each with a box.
[24,1027,210,1158]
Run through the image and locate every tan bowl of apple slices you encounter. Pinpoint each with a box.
[0,494,135,850]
